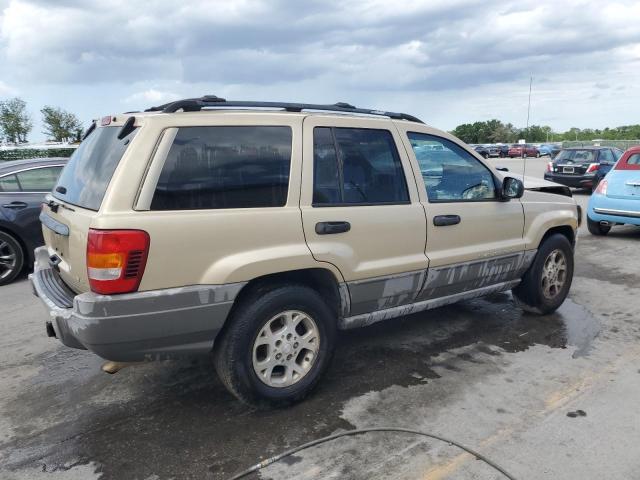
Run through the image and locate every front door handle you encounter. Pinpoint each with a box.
[2,201,28,209]
[315,221,351,235]
[433,215,461,226]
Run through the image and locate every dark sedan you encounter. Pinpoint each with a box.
[544,146,624,191]
[0,158,67,285]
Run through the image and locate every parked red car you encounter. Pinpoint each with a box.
[508,144,540,158]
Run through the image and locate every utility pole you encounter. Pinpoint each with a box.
[526,76,532,139]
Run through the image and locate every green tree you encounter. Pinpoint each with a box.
[0,97,32,144]
[41,106,83,143]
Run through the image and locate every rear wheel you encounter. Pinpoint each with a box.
[214,284,336,408]
[587,216,610,235]
[0,231,24,286]
[513,233,574,315]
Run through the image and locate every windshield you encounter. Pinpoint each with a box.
[53,125,138,210]
[555,149,596,163]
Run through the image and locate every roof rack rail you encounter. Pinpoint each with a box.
[144,96,423,123]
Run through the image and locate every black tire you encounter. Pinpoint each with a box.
[213,284,337,408]
[0,231,25,286]
[587,216,610,235]
[512,233,574,315]
[536,152,541,158]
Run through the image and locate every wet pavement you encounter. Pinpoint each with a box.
[1,159,640,479]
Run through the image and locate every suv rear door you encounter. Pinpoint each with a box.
[300,116,428,316]
[396,125,526,299]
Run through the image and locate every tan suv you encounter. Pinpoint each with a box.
[31,97,580,406]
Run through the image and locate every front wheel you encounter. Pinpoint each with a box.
[587,216,610,235]
[213,284,336,408]
[513,233,574,315]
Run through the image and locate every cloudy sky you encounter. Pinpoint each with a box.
[1,0,639,141]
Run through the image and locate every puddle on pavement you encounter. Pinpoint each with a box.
[549,298,601,358]
[4,291,602,480]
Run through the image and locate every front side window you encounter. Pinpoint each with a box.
[408,132,497,202]
[0,174,19,192]
[16,166,63,192]
[312,127,409,206]
[151,126,292,210]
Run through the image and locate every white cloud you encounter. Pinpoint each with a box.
[0,0,639,140]
[124,88,180,105]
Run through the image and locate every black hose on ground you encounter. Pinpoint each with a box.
[228,426,518,480]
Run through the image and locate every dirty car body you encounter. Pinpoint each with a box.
[30,97,580,405]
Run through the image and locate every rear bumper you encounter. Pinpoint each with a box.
[587,195,640,226]
[544,173,595,188]
[29,247,245,361]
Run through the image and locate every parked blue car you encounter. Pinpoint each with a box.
[587,146,640,235]
[537,144,561,158]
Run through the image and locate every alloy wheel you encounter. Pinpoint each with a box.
[541,249,567,300]
[0,239,17,281]
[252,310,320,388]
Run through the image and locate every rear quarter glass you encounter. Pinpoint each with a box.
[616,152,640,170]
[53,126,138,210]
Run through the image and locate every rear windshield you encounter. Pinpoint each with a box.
[53,126,137,210]
[555,149,596,163]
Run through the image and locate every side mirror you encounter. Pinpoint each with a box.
[501,177,524,200]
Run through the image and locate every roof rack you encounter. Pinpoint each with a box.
[144,95,423,123]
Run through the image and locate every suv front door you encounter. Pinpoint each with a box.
[300,116,428,316]
[399,128,527,300]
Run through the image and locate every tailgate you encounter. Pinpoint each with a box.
[41,198,96,292]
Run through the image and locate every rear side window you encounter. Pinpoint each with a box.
[151,126,292,210]
[598,149,614,163]
[617,152,640,170]
[16,166,63,192]
[312,127,409,205]
[53,126,138,210]
[0,174,19,192]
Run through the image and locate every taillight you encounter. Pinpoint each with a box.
[87,229,150,294]
[594,178,608,195]
[586,163,599,173]
[547,162,553,172]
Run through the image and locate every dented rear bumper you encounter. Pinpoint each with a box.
[29,247,244,361]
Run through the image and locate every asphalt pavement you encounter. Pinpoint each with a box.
[1,156,639,480]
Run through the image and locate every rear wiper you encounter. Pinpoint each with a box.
[117,116,136,140]
[82,121,96,140]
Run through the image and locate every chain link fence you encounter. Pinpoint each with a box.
[0,146,77,162]
[561,140,640,150]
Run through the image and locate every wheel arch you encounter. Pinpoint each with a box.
[540,225,575,248]
[221,267,346,338]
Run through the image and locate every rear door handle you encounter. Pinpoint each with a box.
[433,215,461,226]
[2,201,28,209]
[315,221,351,235]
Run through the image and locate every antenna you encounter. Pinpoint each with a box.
[523,75,533,181]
